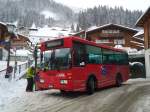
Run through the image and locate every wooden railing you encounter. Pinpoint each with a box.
[0,61,30,79]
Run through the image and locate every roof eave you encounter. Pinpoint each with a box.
[135,7,150,27]
[87,23,138,34]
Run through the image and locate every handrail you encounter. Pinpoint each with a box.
[0,61,29,77]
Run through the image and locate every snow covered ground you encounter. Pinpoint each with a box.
[0,67,28,111]
[0,79,26,110]
[0,77,150,112]
[0,60,28,111]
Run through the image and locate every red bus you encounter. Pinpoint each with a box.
[35,36,130,94]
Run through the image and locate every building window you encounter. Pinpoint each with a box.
[96,39,109,43]
[114,39,125,45]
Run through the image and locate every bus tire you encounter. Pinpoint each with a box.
[87,77,95,95]
[116,74,123,87]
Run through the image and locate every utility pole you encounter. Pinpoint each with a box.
[5,23,17,79]
[6,39,11,70]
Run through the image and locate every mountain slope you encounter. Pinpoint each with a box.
[0,0,74,27]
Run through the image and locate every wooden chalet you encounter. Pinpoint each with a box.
[135,7,150,78]
[136,7,150,49]
[0,22,9,46]
[11,34,31,49]
[73,23,144,50]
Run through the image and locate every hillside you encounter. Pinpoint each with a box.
[77,6,142,30]
[0,0,142,30]
[0,0,74,27]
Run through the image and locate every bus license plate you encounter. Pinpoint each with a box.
[49,85,53,88]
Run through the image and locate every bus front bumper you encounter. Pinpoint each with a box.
[35,79,74,91]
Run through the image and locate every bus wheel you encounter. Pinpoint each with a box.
[116,74,123,87]
[87,77,95,95]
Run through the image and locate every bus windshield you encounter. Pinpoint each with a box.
[41,48,71,70]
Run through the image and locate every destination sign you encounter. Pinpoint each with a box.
[45,39,63,49]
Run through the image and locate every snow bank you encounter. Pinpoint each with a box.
[127,78,148,82]
[0,79,26,110]
[0,67,27,111]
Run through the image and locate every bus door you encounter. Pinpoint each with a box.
[72,42,87,91]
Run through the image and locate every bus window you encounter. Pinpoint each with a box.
[86,45,102,64]
[115,52,128,65]
[42,48,71,70]
[102,49,116,64]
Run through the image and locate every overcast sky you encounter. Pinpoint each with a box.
[54,0,150,11]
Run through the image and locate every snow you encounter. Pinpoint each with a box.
[14,49,32,57]
[0,77,150,112]
[129,62,144,66]
[87,23,138,32]
[0,66,28,111]
[13,21,18,27]
[41,10,59,20]
[87,26,98,31]
[0,22,6,26]
[114,45,123,48]
[0,61,27,71]
[29,25,72,44]
[30,23,37,30]
[127,78,147,82]
[0,79,26,110]
[133,30,144,37]
[114,45,141,54]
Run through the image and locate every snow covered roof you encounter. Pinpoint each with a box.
[30,23,37,30]
[133,30,144,37]
[73,30,85,36]
[6,23,17,28]
[114,45,145,55]
[87,23,138,33]
[29,26,72,44]
[0,21,6,26]
[18,34,30,42]
[87,26,98,31]
[136,7,150,27]
[0,22,7,31]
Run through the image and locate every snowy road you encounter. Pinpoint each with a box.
[1,79,150,112]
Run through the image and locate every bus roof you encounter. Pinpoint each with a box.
[41,36,127,53]
[69,36,126,53]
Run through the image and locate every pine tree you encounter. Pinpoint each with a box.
[76,24,80,32]
[71,23,74,32]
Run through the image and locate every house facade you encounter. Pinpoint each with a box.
[73,24,144,50]
[0,22,9,61]
[11,34,31,50]
[136,7,150,49]
[136,7,150,78]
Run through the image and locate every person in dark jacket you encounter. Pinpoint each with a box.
[26,66,35,92]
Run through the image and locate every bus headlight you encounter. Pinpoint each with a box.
[40,79,45,83]
[60,80,68,84]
